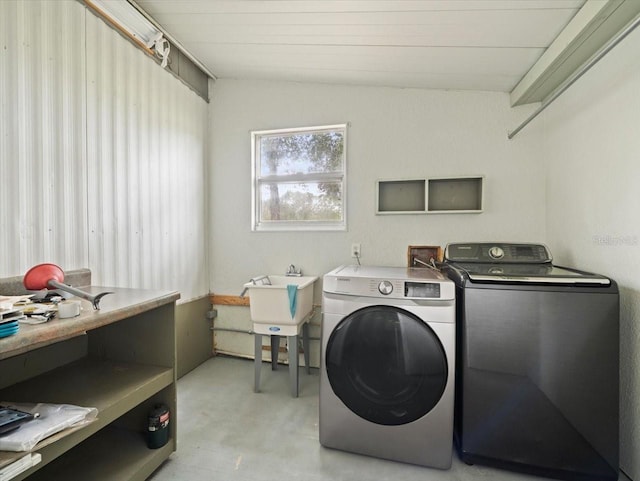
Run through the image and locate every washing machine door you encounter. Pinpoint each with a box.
[326,305,448,426]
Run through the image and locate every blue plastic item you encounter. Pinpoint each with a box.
[287,285,298,319]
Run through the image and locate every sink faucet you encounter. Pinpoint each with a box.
[286,264,302,276]
[240,275,272,296]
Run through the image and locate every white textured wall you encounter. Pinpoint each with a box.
[538,25,640,480]
[208,79,543,364]
[209,79,544,294]
[0,0,209,302]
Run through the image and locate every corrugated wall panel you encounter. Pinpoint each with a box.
[1,1,208,302]
[0,0,87,277]
[85,12,208,301]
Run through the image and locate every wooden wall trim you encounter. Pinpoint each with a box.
[210,294,250,306]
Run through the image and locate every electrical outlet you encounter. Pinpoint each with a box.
[351,243,361,258]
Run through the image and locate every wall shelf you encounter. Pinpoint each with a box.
[427,176,483,213]
[376,179,426,214]
[376,176,484,214]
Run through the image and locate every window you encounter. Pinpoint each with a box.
[251,124,347,231]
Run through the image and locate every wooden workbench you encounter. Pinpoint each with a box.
[0,286,179,481]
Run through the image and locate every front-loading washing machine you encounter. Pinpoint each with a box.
[320,265,456,469]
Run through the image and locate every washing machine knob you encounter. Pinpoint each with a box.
[489,246,505,259]
[378,280,393,295]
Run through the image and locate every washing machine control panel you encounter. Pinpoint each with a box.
[405,282,441,298]
[378,280,393,295]
[445,242,552,263]
[369,279,442,298]
[323,265,456,301]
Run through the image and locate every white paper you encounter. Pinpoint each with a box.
[0,403,97,452]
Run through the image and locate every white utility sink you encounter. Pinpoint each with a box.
[243,275,318,335]
[244,274,318,397]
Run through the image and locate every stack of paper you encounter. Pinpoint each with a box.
[0,453,42,481]
[0,309,22,323]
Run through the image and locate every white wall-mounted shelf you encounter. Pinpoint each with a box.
[376,179,426,214]
[427,176,484,213]
[376,176,483,214]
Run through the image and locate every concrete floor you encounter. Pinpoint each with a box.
[149,356,629,481]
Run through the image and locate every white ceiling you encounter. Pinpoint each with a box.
[133,0,639,104]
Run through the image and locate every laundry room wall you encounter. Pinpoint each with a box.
[537,25,640,481]
[209,79,544,293]
[0,0,88,274]
[84,11,209,302]
[0,0,209,299]
[0,0,212,375]
[208,79,544,363]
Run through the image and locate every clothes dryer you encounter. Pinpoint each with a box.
[441,242,619,481]
[320,265,455,468]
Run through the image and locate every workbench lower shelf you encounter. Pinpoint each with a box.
[26,426,173,481]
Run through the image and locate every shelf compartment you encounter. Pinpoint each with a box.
[376,179,426,214]
[427,176,483,213]
[0,358,173,478]
[25,426,174,481]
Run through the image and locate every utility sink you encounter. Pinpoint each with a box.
[244,275,318,335]
[244,274,318,397]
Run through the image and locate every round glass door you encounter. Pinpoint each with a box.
[326,305,448,426]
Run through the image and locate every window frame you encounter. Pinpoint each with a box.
[251,124,348,232]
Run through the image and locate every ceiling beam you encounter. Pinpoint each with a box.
[510,0,640,106]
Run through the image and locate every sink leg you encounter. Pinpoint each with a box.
[288,335,299,397]
[271,335,280,370]
[254,334,262,393]
[303,322,310,375]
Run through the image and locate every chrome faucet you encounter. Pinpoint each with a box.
[286,264,302,276]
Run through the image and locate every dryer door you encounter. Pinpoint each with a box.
[326,305,448,426]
